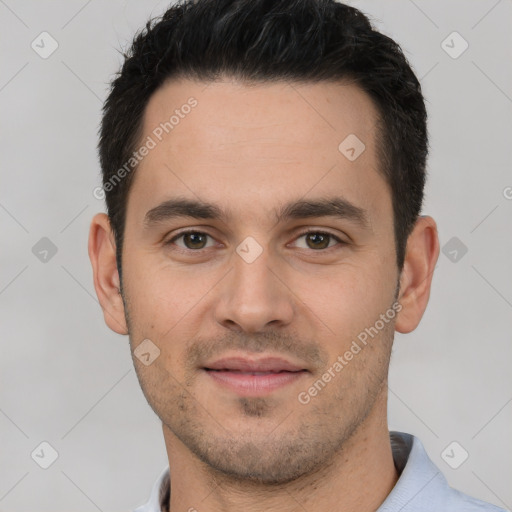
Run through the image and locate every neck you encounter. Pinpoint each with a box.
[163,391,398,512]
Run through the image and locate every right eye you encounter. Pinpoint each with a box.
[165,230,217,251]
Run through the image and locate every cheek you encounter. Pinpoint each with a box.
[302,260,393,346]
[122,253,218,340]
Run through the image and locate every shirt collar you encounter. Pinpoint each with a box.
[134,431,493,512]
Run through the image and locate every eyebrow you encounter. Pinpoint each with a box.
[143,196,370,230]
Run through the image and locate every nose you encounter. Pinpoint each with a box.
[214,245,294,333]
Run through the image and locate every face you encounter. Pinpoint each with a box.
[119,78,400,483]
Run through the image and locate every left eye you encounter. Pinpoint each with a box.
[292,231,343,250]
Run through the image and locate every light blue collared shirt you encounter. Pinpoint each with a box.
[134,431,506,512]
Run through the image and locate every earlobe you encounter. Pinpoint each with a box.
[395,216,440,334]
[88,213,129,335]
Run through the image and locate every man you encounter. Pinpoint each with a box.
[88,1,504,511]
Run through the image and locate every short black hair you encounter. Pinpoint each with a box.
[99,0,428,281]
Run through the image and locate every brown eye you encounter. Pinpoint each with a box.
[304,232,331,250]
[167,231,214,250]
[293,231,343,251]
[183,232,208,249]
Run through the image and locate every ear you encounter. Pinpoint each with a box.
[395,215,440,334]
[88,213,129,335]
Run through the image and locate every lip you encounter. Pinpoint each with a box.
[204,356,305,372]
[203,355,308,396]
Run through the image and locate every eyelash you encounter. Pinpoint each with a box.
[165,229,347,252]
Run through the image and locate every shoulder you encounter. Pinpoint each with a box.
[443,486,507,512]
[383,432,507,512]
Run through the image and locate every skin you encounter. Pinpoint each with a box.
[89,78,439,512]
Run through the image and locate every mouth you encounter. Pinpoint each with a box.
[202,356,309,396]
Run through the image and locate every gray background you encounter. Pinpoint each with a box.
[1,0,511,511]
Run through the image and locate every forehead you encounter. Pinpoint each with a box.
[127,78,390,230]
